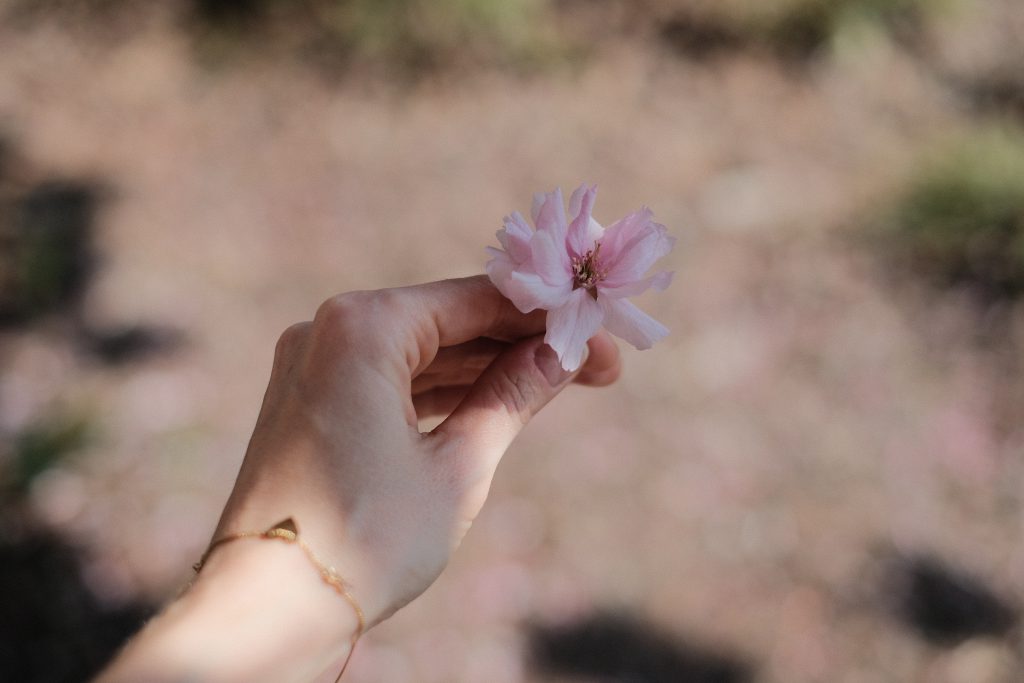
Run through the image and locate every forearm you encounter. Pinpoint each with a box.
[97,539,361,683]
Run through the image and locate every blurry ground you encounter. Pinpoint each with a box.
[1,1,1023,681]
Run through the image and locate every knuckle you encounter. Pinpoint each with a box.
[276,321,310,350]
[488,367,537,423]
[314,289,406,339]
[317,290,366,323]
[371,287,404,314]
[312,289,409,358]
[314,292,370,334]
[274,321,311,362]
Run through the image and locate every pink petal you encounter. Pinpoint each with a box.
[598,297,669,350]
[598,270,673,299]
[530,229,572,287]
[486,247,518,299]
[498,211,533,263]
[566,185,598,259]
[568,185,587,219]
[531,192,545,223]
[602,222,675,289]
[599,208,654,263]
[505,270,572,312]
[545,288,605,371]
[531,188,568,241]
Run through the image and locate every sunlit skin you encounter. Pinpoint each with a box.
[97,275,620,683]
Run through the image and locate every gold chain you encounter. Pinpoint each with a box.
[192,518,365,681]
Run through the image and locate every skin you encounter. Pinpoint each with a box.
[97,275,621,682]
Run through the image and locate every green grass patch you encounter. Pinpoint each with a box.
[3,414,93,497]
[883,127,1024,300]
[651,0,950,60]
[191,0,561,76]
[0,181,99,326]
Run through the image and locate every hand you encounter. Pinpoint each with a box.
[98,275,621,682]
[214,275,621,626]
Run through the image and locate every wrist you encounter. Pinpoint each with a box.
[100,538,360,682]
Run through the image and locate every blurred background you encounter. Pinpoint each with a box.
[1,0,1023,681]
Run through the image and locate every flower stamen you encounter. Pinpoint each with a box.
[571,241,607,295]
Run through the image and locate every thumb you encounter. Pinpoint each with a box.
[432,334,583,485]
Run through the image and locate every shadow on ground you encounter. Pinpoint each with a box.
[527,611,753,683]
[881,552,1018,647]
[0,527,154,683]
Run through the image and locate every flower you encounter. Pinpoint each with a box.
[486,185,674,371]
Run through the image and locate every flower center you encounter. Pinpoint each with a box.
[571,241,606,294]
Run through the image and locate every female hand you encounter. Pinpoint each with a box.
[99,275,620,682]
[217,274,621,625]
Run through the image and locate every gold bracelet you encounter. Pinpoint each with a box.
[193,517,366,681]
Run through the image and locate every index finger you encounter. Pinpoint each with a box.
[384,275,546,380]
[398,275,547,347]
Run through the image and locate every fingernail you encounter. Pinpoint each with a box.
[535,343,577,387]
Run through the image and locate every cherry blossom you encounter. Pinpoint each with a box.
[487,185,674,370]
